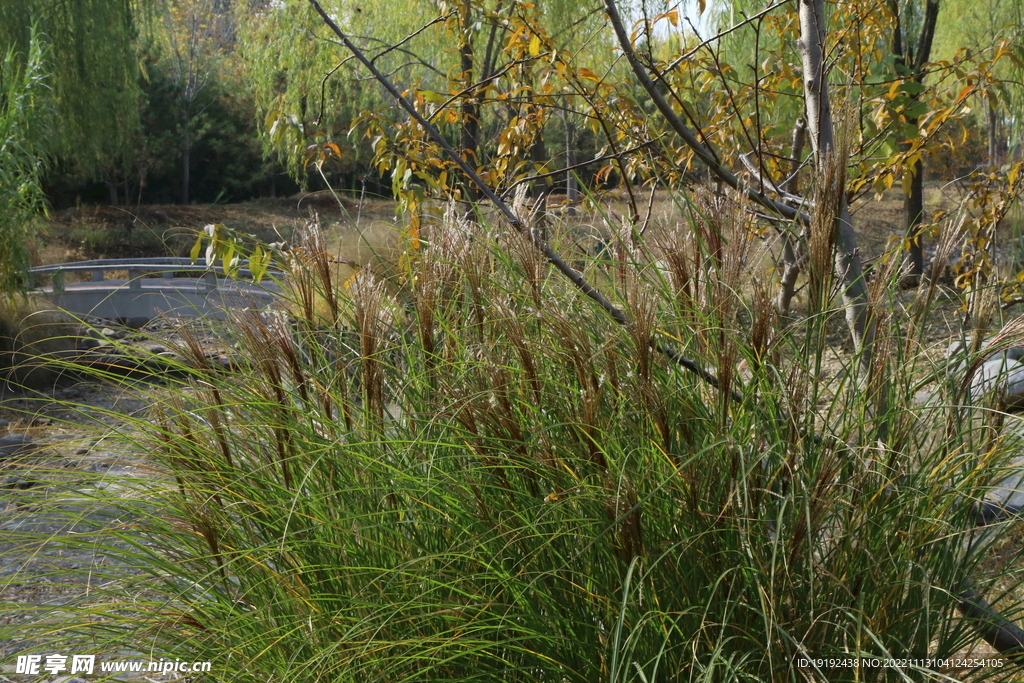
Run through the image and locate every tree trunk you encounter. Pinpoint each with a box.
[459,0,479,202]
[106,180,119,207]
[893,0,939,279]
[798,0,873,365]
[905,150,925,279]
[181,111,191,205]
[565,104,578,216]
[777,117,807,314]
[530,133,549,198]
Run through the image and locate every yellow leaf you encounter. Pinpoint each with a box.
[578,68,599,82]
[189,233,203,263]
[697,0,706,15]
[422,90,447,105]
[529,35,541,56]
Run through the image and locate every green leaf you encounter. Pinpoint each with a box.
[901,81,926,97]
[249,246,267,282]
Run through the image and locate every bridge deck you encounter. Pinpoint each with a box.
[30,259,285,327]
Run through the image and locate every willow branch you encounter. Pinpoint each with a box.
[665,0,791,74]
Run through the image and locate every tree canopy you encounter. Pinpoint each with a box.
[0,0,140,180]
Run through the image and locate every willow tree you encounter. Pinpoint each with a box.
[0,32,49,292]
[0,0,140,190]
[238,0,448,185]
[238,0,608,198]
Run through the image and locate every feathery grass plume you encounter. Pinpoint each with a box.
[748,275,777,373]
[807,150,843,318]
[414,203,470,364]
[913,211,964,325]
[12,184,1024,681]
[507,187,547,311]
[545,305,611,472]
[347,268,394,428]
[653,216,699,326]
[293,212,339,324]
[493,295,543,405]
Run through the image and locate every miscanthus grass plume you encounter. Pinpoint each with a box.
[8,187,1024,682]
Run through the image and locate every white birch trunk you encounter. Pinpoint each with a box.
[798,0,873,367]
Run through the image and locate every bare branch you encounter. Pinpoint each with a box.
[500,140,660,198]
[603,0,809,227]
[304,0,742,402]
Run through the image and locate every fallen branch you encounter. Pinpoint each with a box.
[958,581,1024,657]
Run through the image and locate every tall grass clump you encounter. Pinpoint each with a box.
[14,186,1024,682]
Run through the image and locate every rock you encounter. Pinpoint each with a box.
[148,345,167,354]
[76,439,98,455]
[970,358,1024,407]
[0,434,36,459]
[1,305,80,388]
[1,474,38,490]
[78,336,105,350]
[947,340,1024,380]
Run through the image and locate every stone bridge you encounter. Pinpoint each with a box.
[29,258,285,327]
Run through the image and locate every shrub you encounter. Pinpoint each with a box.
[11,190,1024,682]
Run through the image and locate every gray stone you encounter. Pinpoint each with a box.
[0,434,36,459]
[75,439,98,455]
[78,336,105,350]
[947,340,1024,380]
[148,345,167,354]
[1,474,38,490]
[970,358,1024,406]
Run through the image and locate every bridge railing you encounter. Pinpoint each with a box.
[29,258,286,294]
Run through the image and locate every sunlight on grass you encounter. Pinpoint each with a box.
[4,189,1024,682]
